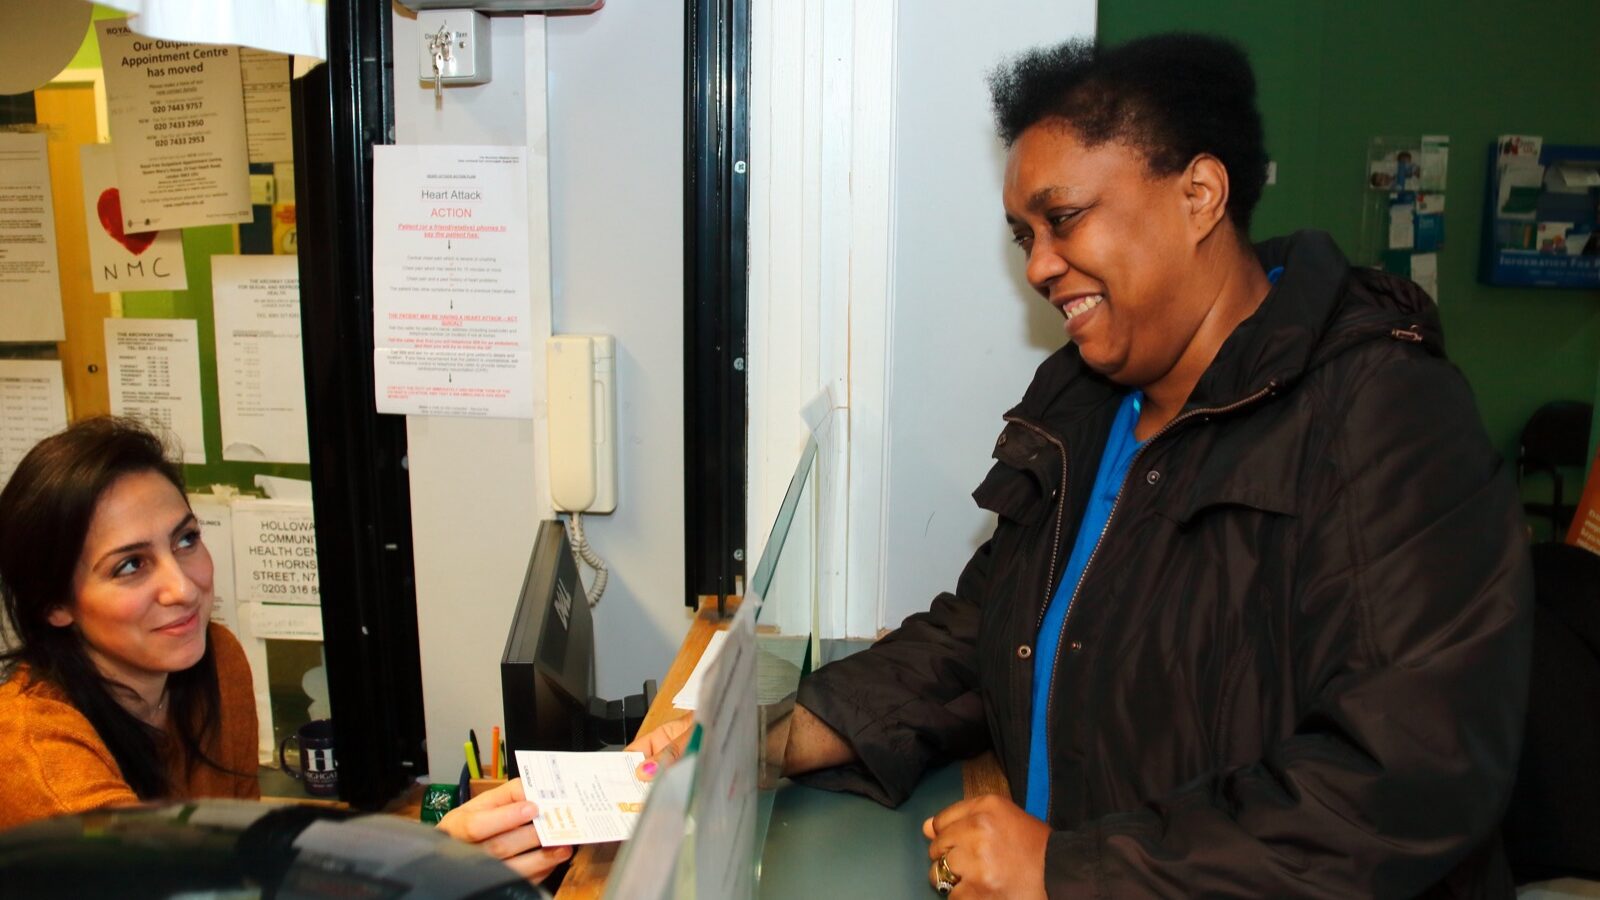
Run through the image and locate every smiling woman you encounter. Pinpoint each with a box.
[0,417,259,829]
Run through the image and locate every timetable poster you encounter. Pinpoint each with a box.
[211,255,310,464]
[371,145,534,419]
[104,317,207,464]
[0,133,65,341]
[96,19,253,232]
[0,360,68,492]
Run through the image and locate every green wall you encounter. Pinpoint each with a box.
[1098,0,1600,470]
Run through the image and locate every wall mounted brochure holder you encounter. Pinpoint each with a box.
[1480,136,1600,289]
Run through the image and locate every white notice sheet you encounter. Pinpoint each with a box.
[231,498,320,606]
[372,145,533,419]
[240,48,293,164]
[80,144,187,293]
[105,318,207,464]
[97,19,253,231]
[0,133,65,341]
[0,360,67,491]
[189,494,237,631]
[516,750,651,846]
[212,255,309,463]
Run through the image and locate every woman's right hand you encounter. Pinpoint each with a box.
[435,778,572,882]
[627,716,694,781]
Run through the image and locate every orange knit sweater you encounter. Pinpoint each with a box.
[0,622,260,830]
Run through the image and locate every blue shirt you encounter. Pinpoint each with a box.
[1023,389,1146,821]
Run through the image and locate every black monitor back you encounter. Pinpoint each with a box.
[501,521,595,775]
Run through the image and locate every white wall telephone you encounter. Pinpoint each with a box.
[546,334,617,514]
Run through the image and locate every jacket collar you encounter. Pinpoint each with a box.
[1005,230,1443,428]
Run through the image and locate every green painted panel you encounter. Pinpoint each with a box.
[66,5,125,73]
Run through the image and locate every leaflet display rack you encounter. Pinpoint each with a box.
[1480,136,1600,289]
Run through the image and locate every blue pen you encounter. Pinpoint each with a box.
[456,762,471,807]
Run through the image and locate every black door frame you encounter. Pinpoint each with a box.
[683,0,751,614]
[293,0,426,810]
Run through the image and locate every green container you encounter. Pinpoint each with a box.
[420,783,458,825]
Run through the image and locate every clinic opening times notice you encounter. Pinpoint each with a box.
[96,20,253,232]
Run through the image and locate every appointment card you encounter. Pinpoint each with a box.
[515,750,651,846]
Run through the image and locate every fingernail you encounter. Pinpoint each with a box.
[641,761,658,776]
[559,845,574,858]
[521,803,538,819]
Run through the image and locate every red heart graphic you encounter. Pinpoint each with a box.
[96,188,158,256]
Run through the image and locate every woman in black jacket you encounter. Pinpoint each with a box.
[639,33,1532,899]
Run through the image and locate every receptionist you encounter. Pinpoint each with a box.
[0,418,260,827]
[636,33,1533,898]
[0,418,570,884]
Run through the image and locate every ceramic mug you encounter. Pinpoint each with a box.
[278,718,338,797]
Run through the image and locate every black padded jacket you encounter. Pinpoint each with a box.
[796,230,1534,898]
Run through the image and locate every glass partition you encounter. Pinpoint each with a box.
[607,421,832,897]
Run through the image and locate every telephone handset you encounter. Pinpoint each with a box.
[547,335,617,514]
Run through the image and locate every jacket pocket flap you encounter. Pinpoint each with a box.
[1164,486,1298,525]
[1161,462,1300,524]
[973,461,1048,525]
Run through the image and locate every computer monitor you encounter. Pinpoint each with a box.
[501,521,655,777]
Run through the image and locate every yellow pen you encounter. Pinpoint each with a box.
[464,740,482,779]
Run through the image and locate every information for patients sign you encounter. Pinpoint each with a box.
[96,19,253,232]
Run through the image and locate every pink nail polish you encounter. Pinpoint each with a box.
[641,761,658,776]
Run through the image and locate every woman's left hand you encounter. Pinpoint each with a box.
[436,778,573,882]
[923,794,1050,899]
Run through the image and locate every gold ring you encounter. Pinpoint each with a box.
[936,852,960,894]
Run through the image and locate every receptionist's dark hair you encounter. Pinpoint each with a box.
[987,33,1269,235]
[0,417,224,799]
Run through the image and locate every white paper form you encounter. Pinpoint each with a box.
[516,751,652,846]
[231,498,320,606]
[189,494,237,631]
[240,49,294,164]
[371,145,534,419]
[0,360,68,491]
[0,133,65,342]
[105,318,207,464]
[79,144,187,293]
[211,255,310,463]
[96,19,253,232]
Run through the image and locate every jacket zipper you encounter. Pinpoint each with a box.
[1000,415,1071,631]
[1023,379,1280,824]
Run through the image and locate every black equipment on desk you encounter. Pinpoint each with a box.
[501,521,656,776]
[0,800,546,899]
